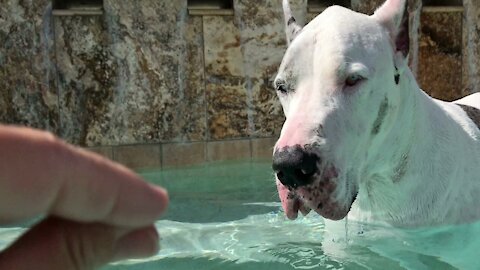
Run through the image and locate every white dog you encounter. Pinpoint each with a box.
[273,0,480,227]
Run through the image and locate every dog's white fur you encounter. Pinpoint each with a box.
[274,0,480,227]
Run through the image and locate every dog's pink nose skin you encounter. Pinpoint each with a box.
[275,119,310,151]
[272,145,321,189]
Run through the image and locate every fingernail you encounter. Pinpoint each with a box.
[113,227,160,262]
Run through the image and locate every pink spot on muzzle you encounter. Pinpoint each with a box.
[275,115,310,150]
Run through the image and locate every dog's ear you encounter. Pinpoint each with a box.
[372,0,409,58]
[283,0,302,45]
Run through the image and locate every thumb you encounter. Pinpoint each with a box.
[0,217,159,270]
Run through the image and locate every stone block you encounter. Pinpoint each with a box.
[207,139,251,161]
[250,78,285,137]
[251,137,278,160]
[203,16,244,77]
[87,146,114,160]
[54,15,116,146]
[182,16,208,142]
[234,0,290,78]
[351,0,385,14]
[113,144,161,170]
[463,0,480,95]
[418,10,463,101]
[206,76,249,140]
[55,0,208,146]
[162,142,206,168]
[0,1,59,132]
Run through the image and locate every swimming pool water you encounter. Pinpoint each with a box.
[1,160,479,269]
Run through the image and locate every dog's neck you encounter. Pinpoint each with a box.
[356,67,422,180]
[351,67,480,226]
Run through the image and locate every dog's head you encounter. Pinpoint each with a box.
[273,0,410,220]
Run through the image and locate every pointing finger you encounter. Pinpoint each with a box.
[0,126,168,227]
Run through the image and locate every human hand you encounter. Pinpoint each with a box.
[0,126,169,270]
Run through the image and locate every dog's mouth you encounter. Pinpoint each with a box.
[276,166,358,220]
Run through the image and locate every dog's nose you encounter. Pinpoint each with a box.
[272,145,320,189]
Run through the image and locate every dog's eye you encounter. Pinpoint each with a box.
[276,84,288,93]
[275,80,288,94]
[345,74,364,87]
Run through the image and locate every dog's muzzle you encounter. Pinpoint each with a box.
[272,144,356,221]
[272,145,320,189]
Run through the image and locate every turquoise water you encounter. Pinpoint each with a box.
[1,160,480,269]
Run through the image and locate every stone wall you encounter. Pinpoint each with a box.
[0,0,479,168]
[0,0,58,131]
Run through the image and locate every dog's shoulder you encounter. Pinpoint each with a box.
[454,93,480,130]
[454,92,480,109]
[457,104,480,130]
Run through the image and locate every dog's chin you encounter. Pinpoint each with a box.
[277,175,359,221]
[312,189,358,220]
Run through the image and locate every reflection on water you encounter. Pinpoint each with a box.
[154,208,326,264]
[1,205,480,270]
[107,209,350,270]
[1,162,479,270]
[105,207,479,270]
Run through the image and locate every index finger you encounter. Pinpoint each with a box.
[0,126,168,226]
